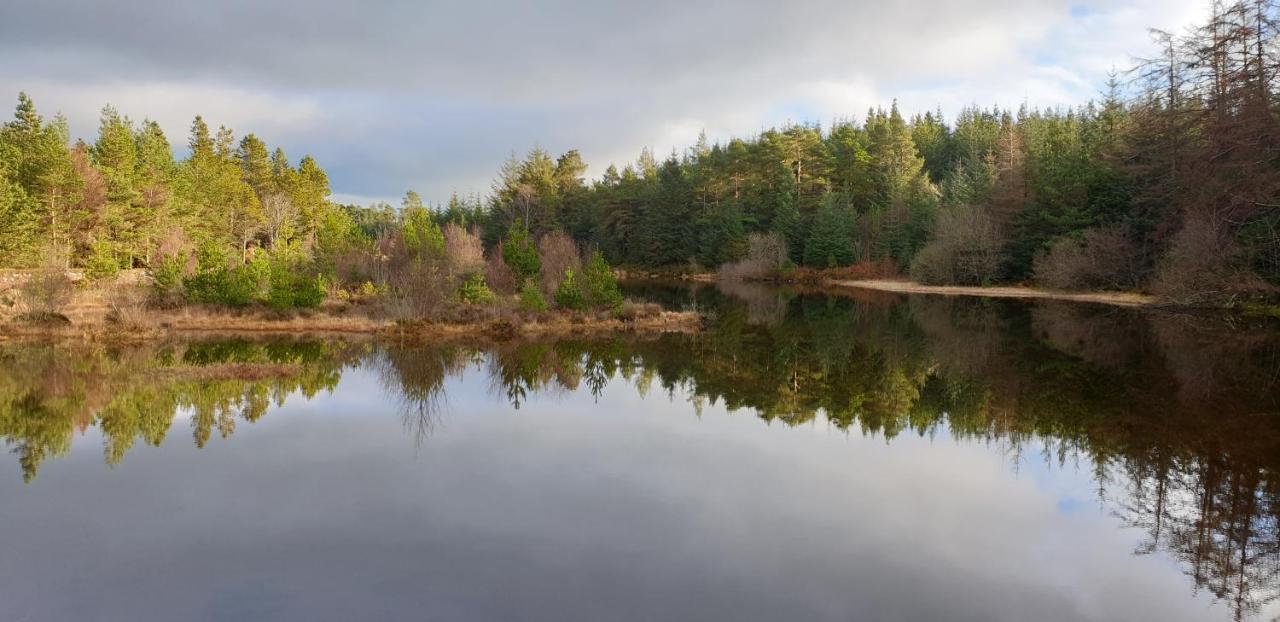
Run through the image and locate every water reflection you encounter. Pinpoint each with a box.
[2,288,1279,619]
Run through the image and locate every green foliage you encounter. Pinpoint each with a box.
[695,201,747,267]
[266,258,325,310]
[518,279,549,312]
[553,268,587,310]
[402,199,444,258]
[581,251,622,310]
[183,266,257,307]
[457,273,495,305]
[803,198,858,267]
[2,5,1278,310]
[149,255,187,304]
[84,241,121,281]
[502,222,541,281]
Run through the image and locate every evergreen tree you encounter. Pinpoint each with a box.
[502,221,540,281]
[401,191,443,258]
[803,196,858,267]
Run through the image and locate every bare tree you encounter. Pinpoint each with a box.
[261,193,297,251]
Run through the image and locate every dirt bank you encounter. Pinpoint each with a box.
[829,279,1158,307]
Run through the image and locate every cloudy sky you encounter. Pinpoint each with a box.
[0,0,1207,206]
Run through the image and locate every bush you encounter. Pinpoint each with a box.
[618,300,662,321]
[909,204,1004,285]
[457,273,496,305]
[183,267,257,307]
[1151,214,1265,304]
[84,242,121,281]
[518,279,549,312]
[580,250,622,310]
[719,232,789,281]
[105,282,151,327]
[443,222,485,278]
[266,260,325,310]
[502,223,541,282]
[1033,225,1144,291]
[386,257,449,317]
[554,268,587,310]
[149,255,188,307]
[293,275,326,309]
[538,231,580,297]
[19,268,74,317]
[485,243,518,295]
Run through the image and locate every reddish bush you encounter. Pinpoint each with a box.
[485,242,518,295]
[1033,225,1145,291]
[537,231,580,296]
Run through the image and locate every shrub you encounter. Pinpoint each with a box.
[909,204,1004,285]
[266,260,325,310]
[183,266,257,307]
[84,242,121,281]
[518,279,549,312]
[538,231,580,296]
[580,250,622,310]
[386,257,449,317]
[618,300,662,321]
[105,282,151,327]
[457,273,496,305]
[1033,225,1144,291]
[485,243,519,295]
[718,232,789,281]
[502,223,541,282]
[443,222,485,278]
[554,268,587,310]
[1151,213,1264,304]
[292,275,326,309]
[149,255,188,306]
[19,268,74,317]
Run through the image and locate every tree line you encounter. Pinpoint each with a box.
[0,0,1276,305]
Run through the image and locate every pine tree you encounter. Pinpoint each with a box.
[401,191,443,258]
[91,105,139,269]
[803,197,857,267]
[237,133,272,199]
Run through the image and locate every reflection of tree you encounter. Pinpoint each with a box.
[0,339,361,481]
[461,290,1280,619]
[373,346,476,446]
[2,290,1279,618]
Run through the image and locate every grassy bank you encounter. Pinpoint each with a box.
[0,297,700,343]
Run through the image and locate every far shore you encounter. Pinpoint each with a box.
[827,279,1158,307]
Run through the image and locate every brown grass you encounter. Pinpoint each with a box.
[381,309,700,344]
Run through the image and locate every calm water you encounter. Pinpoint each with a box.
[2,285,1279,622]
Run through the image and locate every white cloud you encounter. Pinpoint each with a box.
[0,0,1220,202]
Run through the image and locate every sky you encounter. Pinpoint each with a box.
[0,0,1208,207]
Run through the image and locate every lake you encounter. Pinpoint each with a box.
[2,284,1278,621]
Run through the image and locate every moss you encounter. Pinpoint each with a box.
[1237,302,1280,319]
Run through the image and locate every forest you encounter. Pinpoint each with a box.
[0,0,1276,310]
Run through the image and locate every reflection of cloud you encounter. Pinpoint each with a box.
[0,360,1241,621]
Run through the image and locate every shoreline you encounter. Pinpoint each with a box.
[0,309,703,342]
[826,279,1158,307]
